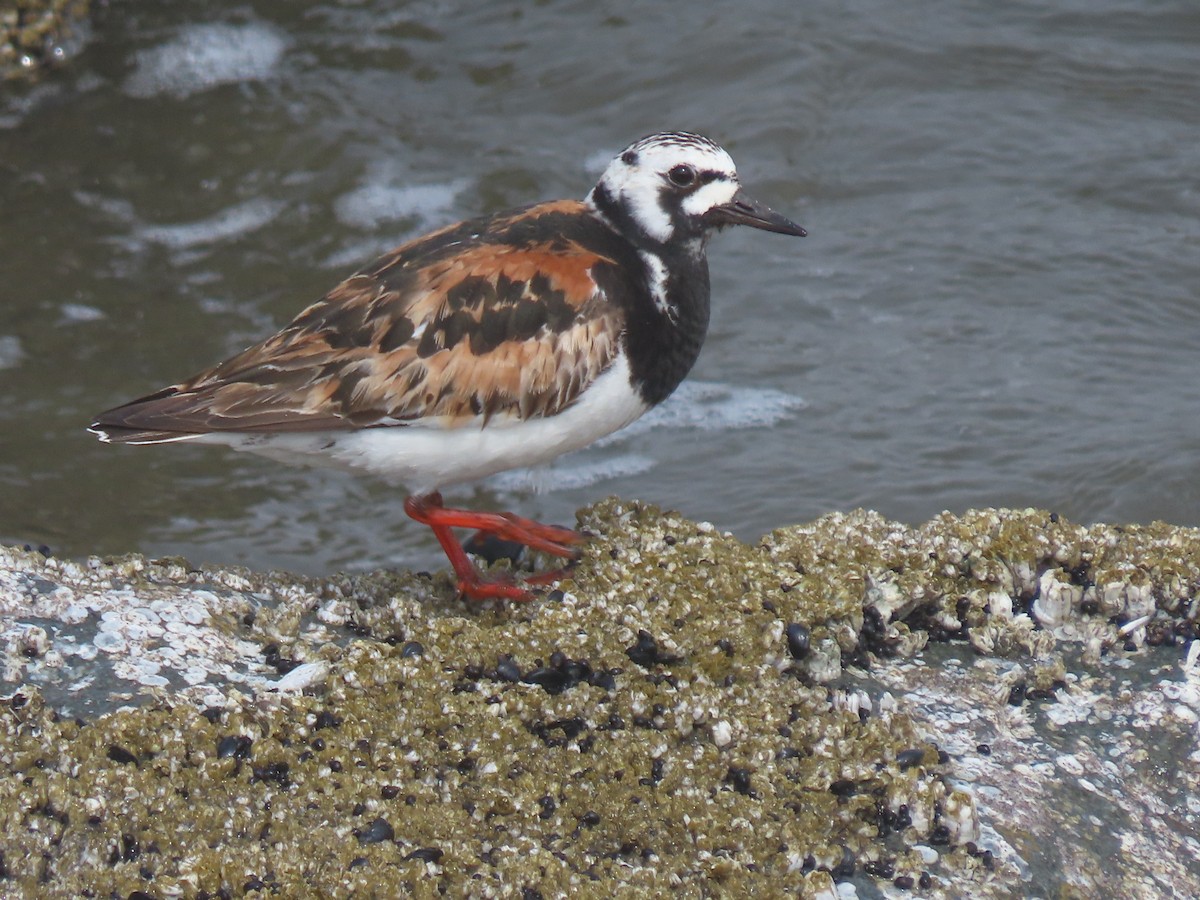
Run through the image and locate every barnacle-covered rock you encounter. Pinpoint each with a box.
[1,0,89,79]
[1,501,1199,896]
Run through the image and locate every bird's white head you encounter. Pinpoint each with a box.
[586,131,805,248]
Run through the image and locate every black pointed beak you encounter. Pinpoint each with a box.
[704,189,806,237]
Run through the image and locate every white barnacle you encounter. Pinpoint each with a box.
[942,788,981,845]
[271,660,330,692]
[1031,570,1081,629]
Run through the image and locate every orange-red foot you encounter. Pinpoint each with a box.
[404,492,583,602]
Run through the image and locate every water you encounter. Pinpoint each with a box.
[1,0,1198,575]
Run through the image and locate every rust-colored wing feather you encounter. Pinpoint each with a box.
[93,201,630,441]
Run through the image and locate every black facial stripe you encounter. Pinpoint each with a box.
[590,181,621,223]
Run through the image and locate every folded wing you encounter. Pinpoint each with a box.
[92,202,628,444]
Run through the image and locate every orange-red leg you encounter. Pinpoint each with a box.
[404,492,582,602]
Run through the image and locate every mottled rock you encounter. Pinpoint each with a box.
[1,0,89,79]
[1,501,1199,896]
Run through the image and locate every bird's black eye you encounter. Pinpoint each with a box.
[667,164,696,187]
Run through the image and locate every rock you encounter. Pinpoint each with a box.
[0,0,89,80]
[1,501,1199,895]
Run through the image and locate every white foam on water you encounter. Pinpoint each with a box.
[124,23,287,99]
[75,188,284,256]
[0,336,24,370]
[60,303,106,323]
[584,147,616,174]
[72,190,136,223]
[487,452,656,494]
[334,174,467,231]
[324,174,468,269]
[597,380,805,444]
[136,198,285,250]
[491,381,803,493]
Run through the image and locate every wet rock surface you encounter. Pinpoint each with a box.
[0,0,90,80]
[1,500,1198,896]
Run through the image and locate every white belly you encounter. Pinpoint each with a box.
[199,353,650,494]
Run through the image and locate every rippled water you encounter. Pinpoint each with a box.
[1,1,1198,575]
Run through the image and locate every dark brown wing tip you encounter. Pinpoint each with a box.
[91,383,359,438]
[89,387,198,444]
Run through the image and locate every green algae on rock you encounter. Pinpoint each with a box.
[2,500,1200,896]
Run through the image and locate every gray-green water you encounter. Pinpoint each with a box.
[2,1,1198,575]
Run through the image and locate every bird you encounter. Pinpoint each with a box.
[90,131,806,601]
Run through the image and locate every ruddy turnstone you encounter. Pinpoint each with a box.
[90,131,805,600]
